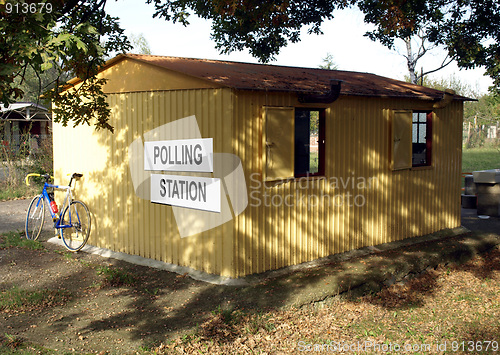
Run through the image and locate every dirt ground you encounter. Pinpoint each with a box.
[1,198,500,353]
[0,235,247,353]
[1,233,499,354]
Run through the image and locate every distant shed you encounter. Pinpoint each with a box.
[53,53,469,278]
[1,102,51,153]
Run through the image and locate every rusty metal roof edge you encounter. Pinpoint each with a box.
[345,91,475,102]
[64,54,478,102]
[122,54,230,89]
[125,54,475,101]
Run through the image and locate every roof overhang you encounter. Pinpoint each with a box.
[0,102,51,121]
[62,53,477,102]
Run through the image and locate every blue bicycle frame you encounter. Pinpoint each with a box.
[26,173,90,251]
[40,182,73,229]
[26,173,81,231]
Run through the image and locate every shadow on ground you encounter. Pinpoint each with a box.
[0,207,499,353]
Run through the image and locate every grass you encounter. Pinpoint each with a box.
[0,334,55,355]
[142,247,500,354]
[0,287,71,312]
[211,305,242,325]
[1,242,498,353]
[462,147,500,172]
[96,265,136,287]
[0,183,39,202]
[0,231,44,251]
[244,312,277,334]
[310,151,319,174]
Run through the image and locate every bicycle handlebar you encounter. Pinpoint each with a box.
[25,173,83,186]
[25,173,53,186]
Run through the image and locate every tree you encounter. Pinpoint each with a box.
[3,0,500,133]
[358,0,500,93]
[147,0,344,62]
[147,0,500,93]
[462,93,500,148]
[400,30,453,85]
[319,53,338,70]
[414,74,478,98]
[464,93,500,122]
[0,1,130,132]
[421,74,499,147]
[13,63,71,106]
[129,33,153,55]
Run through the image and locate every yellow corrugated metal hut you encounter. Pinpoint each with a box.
[53,53,467,278]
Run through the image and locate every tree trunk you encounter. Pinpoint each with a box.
[467,121,471,148]
[405,37,418,84]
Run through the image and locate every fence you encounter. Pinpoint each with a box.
[463,120,499,148]
[1,134,51,158]
[0,133,53,185]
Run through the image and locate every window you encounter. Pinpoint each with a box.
[390,109,432,171]
[412,111,432,167]
[263,107,325,181]
[294,109,325,176]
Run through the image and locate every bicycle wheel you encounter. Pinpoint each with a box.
[60,200,91,252]
[25,195,45,241]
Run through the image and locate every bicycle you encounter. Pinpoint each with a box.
[25,173,91,252]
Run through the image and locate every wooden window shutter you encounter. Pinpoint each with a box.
[391,110,412,170]
[263,107,295,181]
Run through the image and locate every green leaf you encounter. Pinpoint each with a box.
[48,33,72,46]
[40,62,53,71]
[72,37,88,52]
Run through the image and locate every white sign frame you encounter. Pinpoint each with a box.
[144,138,213,172]
[150,173,221,213]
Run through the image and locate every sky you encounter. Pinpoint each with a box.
[105,0,493,95]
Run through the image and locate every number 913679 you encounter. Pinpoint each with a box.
[5,2,53,14]
[452,341,498,352]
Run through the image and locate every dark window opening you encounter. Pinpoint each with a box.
[294,109,325,177]
[412,111,432,167]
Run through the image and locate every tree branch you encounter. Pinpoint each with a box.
[419,55,455,81]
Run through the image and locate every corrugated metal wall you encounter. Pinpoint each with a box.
[54,86,462,278]
[53,88,235,276]
[232,92,462,277]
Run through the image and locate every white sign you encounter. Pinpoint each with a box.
[144,138,213,172]
[129,116,248,236]
[150,174,221,213]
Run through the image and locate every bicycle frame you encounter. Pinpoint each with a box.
[38,182,74,230]
[26,172,90,251]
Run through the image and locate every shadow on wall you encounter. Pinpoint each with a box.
[55,90,462,280]
[56,89,238,276]
[231,94,462,277]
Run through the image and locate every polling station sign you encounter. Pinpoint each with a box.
[150,174,221,213]
[129,116,247,237]
[145,137,221,213]
[144,138,213,172]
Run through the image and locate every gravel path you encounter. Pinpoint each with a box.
[0,197,54,238]
[0,198,29,234]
